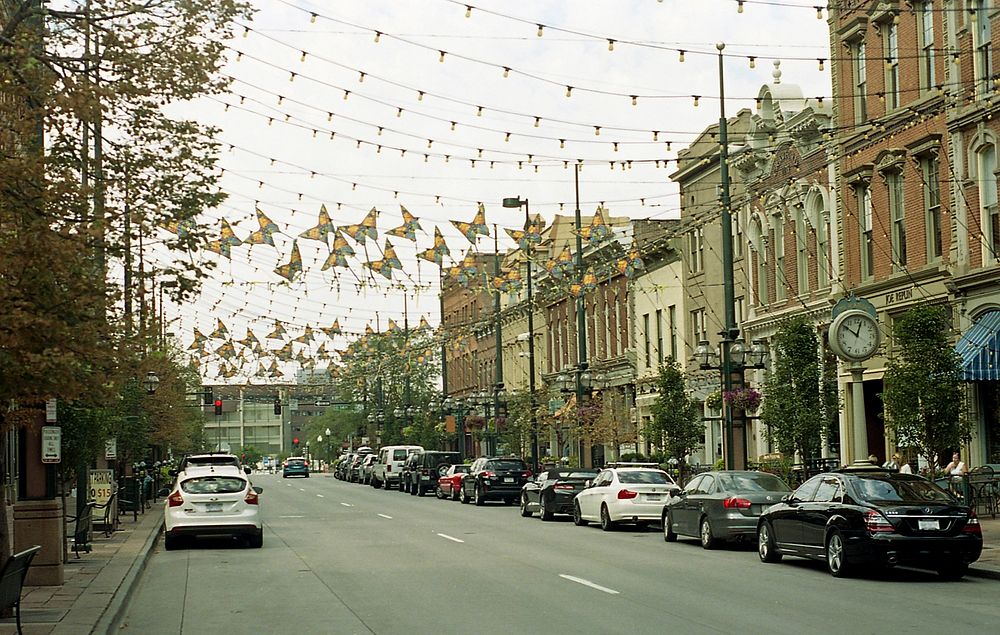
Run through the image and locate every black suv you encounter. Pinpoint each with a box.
[403,451,462,496]
[460,457,532,506]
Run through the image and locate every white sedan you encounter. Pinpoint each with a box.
[164,465,263,549]
[573,466,679,531]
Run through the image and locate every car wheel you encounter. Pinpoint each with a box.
[600,504,616,532]
[520,494,532,517]
[436,486,445,500]
[417,482,426,497]
[384,478,392,490]
[248,530,263,549]
[460,485,470,504]
[539,497,553,521]
[826,529,852,578]
[699,516,717,550]
[398,479,405,492]
[663,511,677,542]
[451,487,460,502]
[282,474,287,479]
[410,479,418,496]
[164,533,180,551]
[573,501,588,526]
[474,484,485,506]
[304,473,310,478]
[937,563,969,580]
[758,522,781,563]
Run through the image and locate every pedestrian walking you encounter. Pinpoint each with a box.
[945,452,968,476]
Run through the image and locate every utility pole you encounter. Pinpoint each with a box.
[574,164,588,466]
[491,226,503,457]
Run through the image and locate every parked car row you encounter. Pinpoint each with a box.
[332,447,985,580]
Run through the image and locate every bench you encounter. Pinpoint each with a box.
[93,491,118,537]
[0,545,41,635]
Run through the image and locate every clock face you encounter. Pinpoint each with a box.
[835,311,879,360]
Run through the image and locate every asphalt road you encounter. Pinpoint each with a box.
[121,473,1000,634]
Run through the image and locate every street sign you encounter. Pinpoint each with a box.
[45,398,57,423]
[105,437,117,460]
[41,426,61,463]
[89,469,114,506]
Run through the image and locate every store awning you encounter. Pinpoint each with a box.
[955,310,1000,381]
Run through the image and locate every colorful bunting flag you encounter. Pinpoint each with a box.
[209,318,229,339]
[364,240,402,279]
[247,209,281,247]
[321,319,342,338]
[451,203,490,244]
[387,205,421,241]
[417,226,451,265]
[267,321,287,340]
[299,204,335,243]
[340,208,378,245]
[577,206,613,245]
[274,240,303,282]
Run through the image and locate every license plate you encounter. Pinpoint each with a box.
[918,519,939,530]
[645,495,661,501]
[504,477,514,483]
[205,502,223,512]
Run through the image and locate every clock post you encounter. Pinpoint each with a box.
[829,295,881,464]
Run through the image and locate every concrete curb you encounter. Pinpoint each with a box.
[93,516,163,635]
[968,563,1000,581]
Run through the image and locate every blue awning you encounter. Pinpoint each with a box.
[956,310,1000,381]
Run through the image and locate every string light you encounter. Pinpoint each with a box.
[559,139,565,149]
[504,132,511,142]
[439,51,446,62]
[817,58,825,71]
[310,13,317,23]
[465,5,472,18]
[374,31,381,42]
[476,106,483,116]
[815,6,823,19]
[377,127,383,136]
[277,95,284,105]
[613,142,619,152]
[343,90,350,100]
[534,116,541,127]
[300,51,307,62]
[450,121,456,131]
[327,112,332,121]
[427,139,433,148]
[737,0,744,13]
[537,24,544,37]
[678,50,685,63]
[397,107,403,117]
[607,39,615,52]
[749,56,756,69]
[594,126,601,136]
[566,86,573,97]
[631,95,637,106]
[652,131,659,141]
[236,52,242,61]
[289,72,296,82]
[693,95,700,107]
[358,71,365,82]
[503,67,510,78]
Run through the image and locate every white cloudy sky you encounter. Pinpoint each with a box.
[162,0,830,381]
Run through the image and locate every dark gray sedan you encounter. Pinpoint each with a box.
[662,471,791,548]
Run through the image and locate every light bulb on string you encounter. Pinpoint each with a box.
[749,56,756,69]
[817,58,825,71]
[534,116,541,127]
[450,121,456,131]
[439,51,446,62]
[310,13,317,23]
[815,6,823,19]
[465,5,472,18]
[397,108,403,117]
[343,90,350,100]
[503,67,510,78]
[566,86,573,97]
[737,0,744,13]
[693,95,700,107]
[374,31,381,42]
[300,51,306,62]
[476,106,483,116]
[358,71,365,82]
[537,24,544,36]
[418,91,424,101]
[678,50,685,63]
[594,126,601,136]
[559,139,565,148]
[607,39,615,51]
[631,95,637,106]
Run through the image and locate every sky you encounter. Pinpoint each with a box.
[162,0,831,383]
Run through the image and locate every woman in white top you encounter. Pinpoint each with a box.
[945,452,968,476]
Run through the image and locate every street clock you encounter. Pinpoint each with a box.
[829,309,880,362]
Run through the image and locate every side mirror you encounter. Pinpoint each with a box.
[157,487,170,497]
[168,469,178,476]
[584,480,592,488]
[244,466,252,475]
[253,486,263,494]
[781,493,796,504]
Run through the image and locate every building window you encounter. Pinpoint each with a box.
[690,308,707,345]
[921,155,943,261]
[688,226,704,273]
[973,0,993,99]
[655,308,664,364]
[772,212,786,301]
[884,20,900,110]
[668,305,677,360]
[887,171,907,268]
[735,296,745,327]
[857,184,875,280]
[752,219,768,304]
[917,2,936,93]
[853,39,868,124]
[811,196,830,288]
[734,207,744,259]
[978,143,1000,259]
[795,211,809,295]
[643,313,651,369]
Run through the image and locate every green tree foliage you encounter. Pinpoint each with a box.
[882,305,970,468]
[238,445,263,467]
[760,317,823,458]
[647,357,702,462]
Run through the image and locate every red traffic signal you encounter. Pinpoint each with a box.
[214,399,223,416]
[292,437,300,446]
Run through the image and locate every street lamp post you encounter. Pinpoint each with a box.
[444,397,466,461]
[502,195,539,473]
[695,338,769,469]
[325,427,332,464]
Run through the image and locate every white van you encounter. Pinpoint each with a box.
[371,445,423,490]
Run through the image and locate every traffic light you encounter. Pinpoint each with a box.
[292,437,300,447]
[273,396,281,415]
[214,399,223,416]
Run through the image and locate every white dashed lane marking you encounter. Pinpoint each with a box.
[377,514,392,519]
[340,502,353,507]
[559,574,620,595]
[436,533,464,543]
[317,494,324,498]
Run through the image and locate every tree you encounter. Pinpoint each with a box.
[882,305,970,470]
[760,317,824,459]
[647,357,702,466]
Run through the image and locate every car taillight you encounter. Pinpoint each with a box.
[168,491,184,507]
[303,461,309,467]
[617,489,638,500]
[524,470,533,478]
[963,512,982,535]
[722,497,752,509]
[245,489,259,505]
[554,483,575,490]
[864,509,895,533]
[387,464,392,472]
[481,471,494,478]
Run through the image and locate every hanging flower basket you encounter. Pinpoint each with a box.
[723,386,762,412]
[705,390,724,411]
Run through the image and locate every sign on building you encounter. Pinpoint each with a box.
[41,426,61,463]
[45,398,57,423]
[105,438,117,460]
[89,469,114,506]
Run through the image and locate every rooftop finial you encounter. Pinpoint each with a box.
[772,60,782,84]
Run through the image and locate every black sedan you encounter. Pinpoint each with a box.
[662,470,791,548]
[756,470,983,579]
[520,468,600,521]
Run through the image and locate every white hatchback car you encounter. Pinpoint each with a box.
[164,465,263,549]
[573,464,679,531]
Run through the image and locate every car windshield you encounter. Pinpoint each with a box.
[717,472,791,492]
[487,460,526,471]
[452,466,469,474]
[617,470,672,484]
[851,476,954,503]
[180,476,246,494]
[186,456,237,467]
[392,449,410,460]
[287,459,306,466]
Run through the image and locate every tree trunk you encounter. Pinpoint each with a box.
[0,424,12,619]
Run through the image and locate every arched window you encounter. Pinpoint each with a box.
[806,189,831,288]
[749,217,768,305]
[978,143,999,260]
[794,207,809,295]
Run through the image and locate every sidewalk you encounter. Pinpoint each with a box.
[0,508,162,635]
[2,505,999,635]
